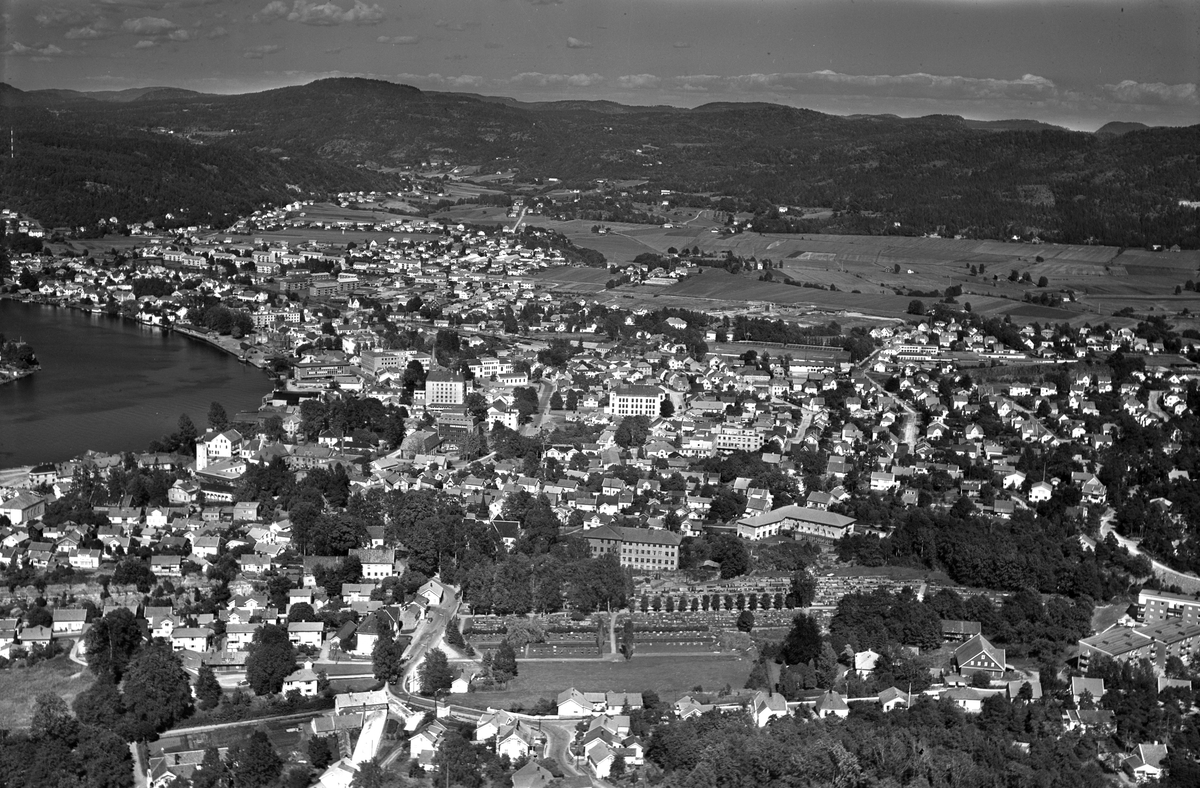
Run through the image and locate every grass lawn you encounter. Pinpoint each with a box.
[0,656,95,730]
[1091,600,1132,634]
[454,654,753,711]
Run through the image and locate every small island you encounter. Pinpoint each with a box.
[0,333,39,384]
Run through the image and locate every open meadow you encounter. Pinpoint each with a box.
[451,654,752,711]
[515,219,1200,324]
[0,656,94,730]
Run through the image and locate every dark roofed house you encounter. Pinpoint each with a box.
[941,620,982,642]
[491,520,521,551]
[953,634,1006,680]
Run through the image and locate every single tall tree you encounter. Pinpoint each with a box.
[122,640,194,737]
[207,401,229,431]
[245,624,297,695]
[195,664,222,710]
[177,413,199,449]
[371,616,406,686]
[418,648,454,696]
[85,607,144,681]
[72,677,126,729]
[494,639,519,678]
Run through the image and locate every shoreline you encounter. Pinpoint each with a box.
[0,366,39,387]
[0,295,280,473]
[1,293,278,372]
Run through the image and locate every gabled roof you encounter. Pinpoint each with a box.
[954,634,1005,668]
[815,690,848,713]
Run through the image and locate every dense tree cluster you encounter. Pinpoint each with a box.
[646,695,1114,788]
[837,506,1147,600]
[0,693,132,788]
[0,332,38,370]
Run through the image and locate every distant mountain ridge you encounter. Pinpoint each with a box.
[0,77,1196,248]
[1095,121,1152,137]
[1,79,1148,130]
[6,85,211,104]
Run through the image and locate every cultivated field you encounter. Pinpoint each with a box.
[452,655,753,711]
[0,656,95,730]
[514,219,1200,325]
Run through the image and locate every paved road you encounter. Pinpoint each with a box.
[858,367,918,447]
[1096,509,1200,592]
[541,720,585,777]
[400,585,461,693]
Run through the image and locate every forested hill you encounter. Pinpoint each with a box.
[1,77,1198,247]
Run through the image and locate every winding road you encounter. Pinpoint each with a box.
[1093,510,1200,593]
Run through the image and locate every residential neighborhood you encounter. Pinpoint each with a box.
[3,201,1200,787]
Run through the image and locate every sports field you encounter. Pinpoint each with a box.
[452,654,753,711]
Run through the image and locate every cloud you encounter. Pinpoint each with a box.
[666,70,1066,103]
[253,1,289,22]
[99,0,223,6]
[1102,80,1198,106]
[65,25,115,40]
[36,8,96,27]
[244,44,283,58]
[207,26,229,39]
[434,19,477,32]
[5,42,66,57]
[394,73,486,89]
[527,0,563,5]
[445,54,468,62]
[121,16,178,35]
[510,72,604,88]
[484,42,504,50]
[672,41,691,49]
[257,1,386,26]
[566,37,592,49]
[133,39,158,49]
[617,74,661,90]
[378,35,420,45]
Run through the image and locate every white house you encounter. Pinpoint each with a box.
[287,621,324,650]
[750,690,789,726]
[170,627,213,652]
[51,608,87,636]
[282,661,320,697]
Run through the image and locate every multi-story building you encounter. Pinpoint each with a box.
[196,429,243,472]
[583,525,682,571]
[1078,619,1200,672]
[1139,588,1200,626]
[714,425,761,453]
[361,349,414,378]
[608,385,664,418]
[425,370,466,408]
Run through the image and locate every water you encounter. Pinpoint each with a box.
[0,300,273,467]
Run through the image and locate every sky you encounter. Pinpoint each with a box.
[3,0,1198,131]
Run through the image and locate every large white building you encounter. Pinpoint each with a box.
[425,370,466,408]
[583,525,682,571]
[736,505,857,542]
[608,385,664,418]
[196,429,243,471]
